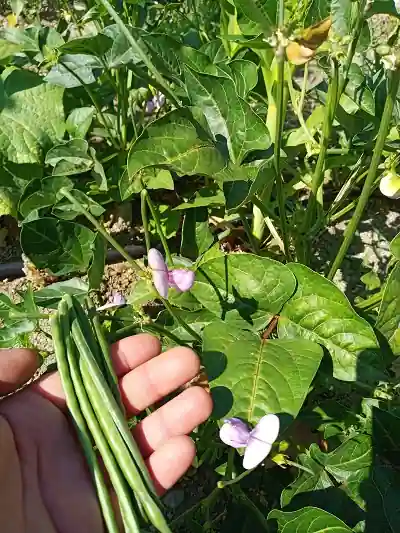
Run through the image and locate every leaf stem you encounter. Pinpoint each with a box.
[284,459,314,475]
[355,291,382,311]
[60,188,145,275]
[217,467,254,488]
[161,297,202,343]
[143,189,173,266]
[274,42,291,261]
[327,69,400,280]
[140,189,151,255]
[95,0,181,107]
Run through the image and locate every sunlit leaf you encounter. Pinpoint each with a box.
[376,263,400,355]
[203,321,323,423]
[269,506,353,532]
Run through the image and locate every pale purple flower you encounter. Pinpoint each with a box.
[220,414,280,470]
[148,248,195,298]
[144,92,165,115]
[97,292,126,311]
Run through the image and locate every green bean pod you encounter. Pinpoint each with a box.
[59,303,142,533]
[51,309,119,533]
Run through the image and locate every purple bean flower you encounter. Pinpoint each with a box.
[148,248,195,299]
[219,414,280,470]
[97,292,126,311]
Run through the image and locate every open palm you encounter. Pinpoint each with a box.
[0,334,212,533]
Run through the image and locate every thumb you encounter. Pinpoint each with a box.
[0,349,39,396]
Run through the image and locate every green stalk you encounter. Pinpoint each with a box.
[51,312,120,533]
[59,60,119,150]
[273,0,291,261]
[305,58,339,232]
[95,0,180,107]
[161,297,202,343]
[143,190,173,266]
[141,189,151,254]
[327,69,400,280]
[60,188,145,276]
[355,291,382,311]
[217,468,254,488]
[239,208,260,254]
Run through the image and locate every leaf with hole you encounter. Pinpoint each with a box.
[202,321,323,423]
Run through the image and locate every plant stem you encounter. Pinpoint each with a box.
[95,0,181,107]
[60,188,145,275]
[141,189,151,254]
[305,58,339,232]
[356,291,382,311]
[161,297,202,343]
[143,190,173,266]
[327,69,400,280]
[217,467,254,488]
[284,459,314,475]
[59,60,119,150]
[239,208,259,254]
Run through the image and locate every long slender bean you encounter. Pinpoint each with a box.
[51,310,119,533]
[59,305,141,533]
[85,297,124,411]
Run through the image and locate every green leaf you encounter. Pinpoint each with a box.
[122,109,225,200]
[203,322,323,423]
[52,189,104,220]
[128,279,157,309]
[310,435,373,482]
[173,187,225,210]
[278,264,382,382]
[46,139,93,176]
[143,168,174,190]
[376,263,400,355]
[331,0,353,36]
[21,218,96,275]
[87,234,106,290]
[0,293,20,319]
[269,507,353,532]
[343,65,374,116]
[0,161,42,216]
[184,67,270,164]
[391,232,400,260]
[232,0,277,35]
[181,207,214,260]
[0,39,23,61]
[34,278,89,308]
[66,107,95,139]
[0,72,64,164]
[102,24,142,68]
[192,253,296,330]
[281,454,334,507]
[161,308,216,343]
[19,176,73,218]
[45,54,102,88]
[224,59,259,98]
[59,34,113,56]
[366,0,400,18]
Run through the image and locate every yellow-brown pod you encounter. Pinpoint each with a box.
[286,17,332,65]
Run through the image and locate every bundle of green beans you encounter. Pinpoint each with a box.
[51,294,172,533]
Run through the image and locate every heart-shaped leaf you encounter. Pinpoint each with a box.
[122,109,225,199]
[202,321,323,423]
[269,506,353,532]
[191,253,296,330]
[21,218,95,275]
[184,67,271,164]
[278,264,382,382]
[376,263,400,355]
[0,71,64,163]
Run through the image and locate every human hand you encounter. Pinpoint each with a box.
[0,335,212,533]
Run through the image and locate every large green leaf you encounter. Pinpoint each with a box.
[269,507,353,532]
[310,435,373,482]
[102,24,143,68]
[19,176,73,217]
[278,264,382,382]
[21,218,95,275]
[122,109,225,200]
[45,54,103,88]
[232,0,277,35]
[331,0,353,36]
[0,72,64,163]
[59,34,113,56]
[281,454,334,507]
[376,263,400,355]
[66,107,95,139]
[203,321,322,423]
[46,139,93,176]
[184,67,271,164]
[34,278,89,308]
[191,253,296,330]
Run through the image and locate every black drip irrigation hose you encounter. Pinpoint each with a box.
[0,245,147,281]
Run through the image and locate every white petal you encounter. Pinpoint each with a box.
[242,414,280,470]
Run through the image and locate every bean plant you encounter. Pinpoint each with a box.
[1,0,400,531]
